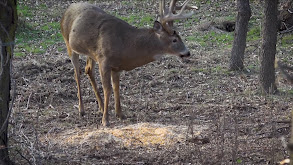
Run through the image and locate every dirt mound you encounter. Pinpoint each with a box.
[45,122,208,149]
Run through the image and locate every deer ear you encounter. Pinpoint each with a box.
[153,21,163,32]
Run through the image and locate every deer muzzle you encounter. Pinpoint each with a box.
[179,50,191,58]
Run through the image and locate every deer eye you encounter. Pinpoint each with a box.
[172,39,177,43]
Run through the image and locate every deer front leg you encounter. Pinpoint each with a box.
[85,57,104,113]
[99,64,112,127]
[71,52,85,116]
[111,71,125,120]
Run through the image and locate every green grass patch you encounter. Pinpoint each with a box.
[17,5,33,17]
[280,34,293,47]
[247,64,258,72]
[191,67,208,73]
[16,22,63,56]
[15,2,63,57]
[211,66,229,74]
[187,31,233,47]
[169,68,178,74]
[39,3,47,9]
[14,51,24,57]
[192,66,230,75]
[184,16,200,28]
[236,159,242,164]
[247,26,261,42]
[225,16,236,21]
[278,89,293,96]
[116,13,154,27]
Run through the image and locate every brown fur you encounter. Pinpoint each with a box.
[60,2,191,126]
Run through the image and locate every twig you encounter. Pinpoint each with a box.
[186,117,194,140]
[15,149,33,165]
[32,107,41,164]
[232,104,239,165]
[25,92,33,110]
[20,130,37,164]
[268,97,276,164]
[216,109,225,163]
[278,24,293,34]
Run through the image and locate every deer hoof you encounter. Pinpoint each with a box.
[116,113,126,120]
[79,111,85,117]
[102,118,110,127]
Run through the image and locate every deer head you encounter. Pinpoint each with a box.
[154,0,197,58]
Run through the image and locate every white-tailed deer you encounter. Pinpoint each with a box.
[61,0,196,126]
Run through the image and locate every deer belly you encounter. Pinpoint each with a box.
[118,58,154,71]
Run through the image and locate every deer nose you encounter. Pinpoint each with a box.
[181,51,190,57]
[179,49,191,58]
[180,51,190,58]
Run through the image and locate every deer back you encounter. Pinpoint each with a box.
[61,2,192,71]
[61,3,154,60]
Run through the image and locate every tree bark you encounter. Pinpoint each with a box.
[259,0,278,94]
[229,0,251,70]
[0,0,17,164]
[290,110,293,165]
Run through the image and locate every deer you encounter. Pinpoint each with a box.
[60,0,197,126]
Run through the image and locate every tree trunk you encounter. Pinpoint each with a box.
[259,0,278,94]
[229,0,251,70]
[0,0,17,164]
[290,110,293,165]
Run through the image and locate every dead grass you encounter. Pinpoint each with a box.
[43,122,206,149]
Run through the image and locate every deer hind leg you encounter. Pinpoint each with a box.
[85,57,104,113]
[99,63,112,127]
[71,52,85,116]
[111,71,125,120]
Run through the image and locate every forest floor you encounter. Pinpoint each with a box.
[9,0,293,164]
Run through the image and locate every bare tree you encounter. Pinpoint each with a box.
[0,0,17,164]
[229,0,251,70]
[259,0,278,93]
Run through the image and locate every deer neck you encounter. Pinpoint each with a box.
[112,28,166,71]
[131,28,165,60]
